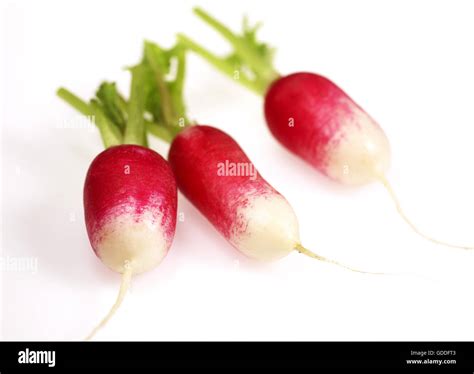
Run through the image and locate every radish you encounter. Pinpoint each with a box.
[169,125,300,262]
[167,124,373,268]
[57,64,178,339]
[177,7,473,250]
[83,144,177,339]
[140,40,380,272]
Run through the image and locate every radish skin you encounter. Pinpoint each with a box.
[85,145,177,273]
[169,126,298,261]
[265,73,391,186]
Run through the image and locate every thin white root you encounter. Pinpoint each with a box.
[294,243,385,275]
[377,174,474,250]
[85,261,133,341]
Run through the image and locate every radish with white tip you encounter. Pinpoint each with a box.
[57,65,178,340]
[178,7,474,250]
[142,40,381,273]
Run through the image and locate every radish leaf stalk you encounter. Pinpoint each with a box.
[143,41,190,132]
[96,82,127,132]
[124,64,148,146]
[89,100,123,148]
[56,88,122,147]
[57,84,173,144]
[57,88,92,116]
[177,7,279,95]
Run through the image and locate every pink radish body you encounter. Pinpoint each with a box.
[264,72,391,186]
[84,144,177,274]
[168,125,300,261]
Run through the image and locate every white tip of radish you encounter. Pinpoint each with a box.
[95,210,171,275]
[231,193,300,261]
[325,101,391,186]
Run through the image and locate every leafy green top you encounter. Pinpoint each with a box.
[56,7,274,148]
[57,41,191,148]
[178,7,279,95]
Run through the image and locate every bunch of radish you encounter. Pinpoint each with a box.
[142,40,384,271]
[61,36,378,305]
[60,19,437,338]
[178,7,473,250]
[57,66,177,340]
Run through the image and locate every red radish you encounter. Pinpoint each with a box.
[178,8,473,250]
[57,64,178,340]
[85,145,177,275]
[141,40,378,272]
[84,144,177,339]
[264,73,390,186]
[169,125,374,268]
[169,125,298,261]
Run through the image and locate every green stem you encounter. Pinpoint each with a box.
[57,87,170,145]
[144,42,176,129]
[57,88,122,147]
[146,120,174,143]
[169,45,189,125]
[124,65,148,146]
[193,7,272,79]
[144,41,193,134]
[90,100,122,148]
[96,82,127,132]
[172,45,186,98]
[190,7,280,94]
[57,88,92,116]
[193,7,238,49]
[177,34,264,95]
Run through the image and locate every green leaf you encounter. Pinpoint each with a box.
[124,64,148,146]
[184,7,279,94]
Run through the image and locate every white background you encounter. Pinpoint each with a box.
[1,0,474,341]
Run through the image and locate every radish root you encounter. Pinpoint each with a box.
[294,243,385,275]
[377,174,474,250]
[85,261,133,341]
